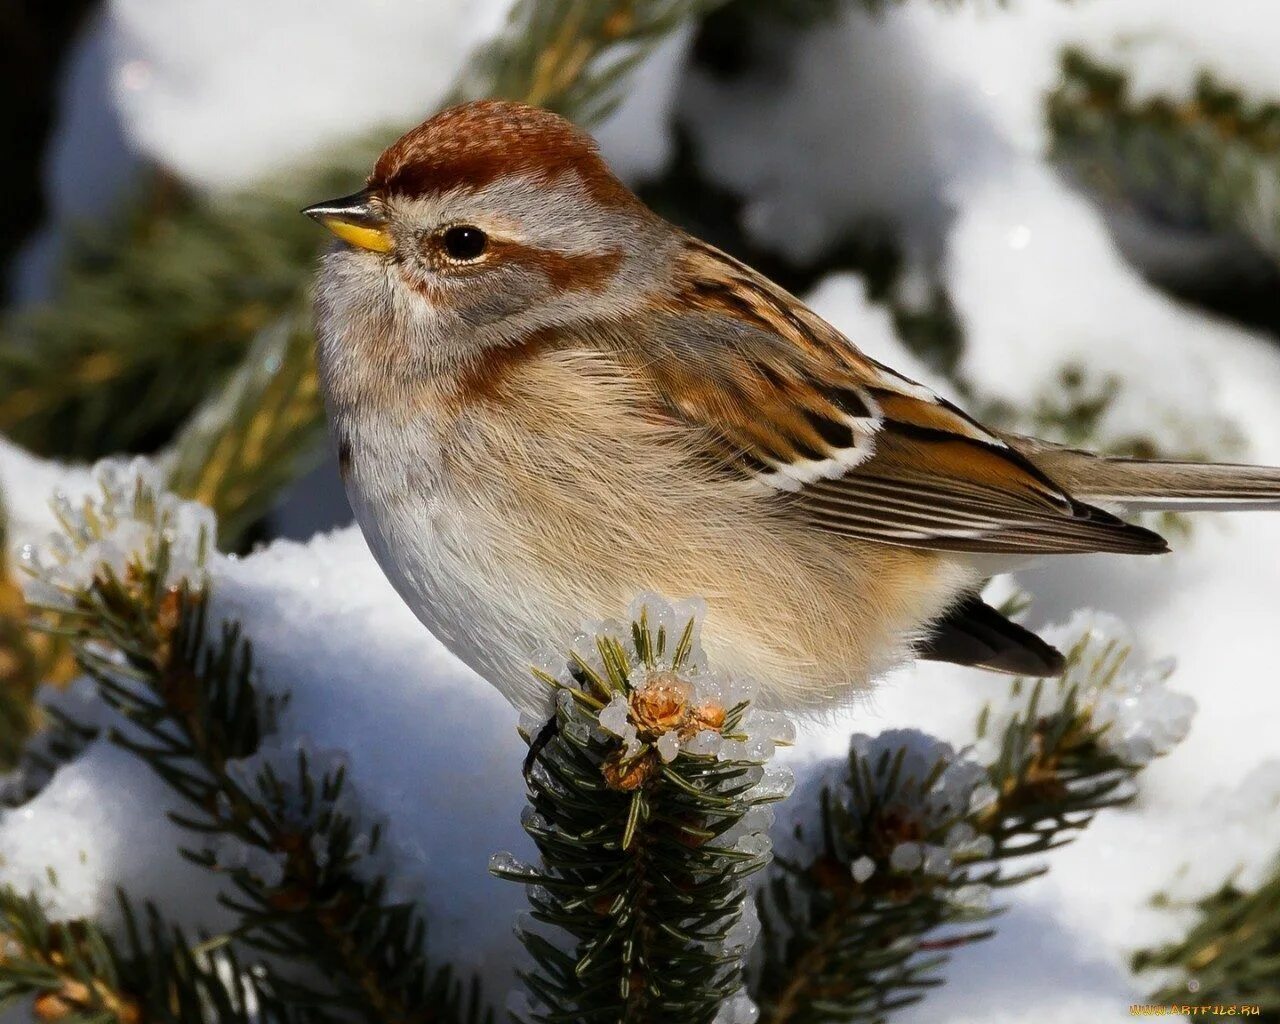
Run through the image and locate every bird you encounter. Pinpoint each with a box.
[304,99,1280,715]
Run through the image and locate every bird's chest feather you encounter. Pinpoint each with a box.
[341,405,512,611]
[335,356,738,648]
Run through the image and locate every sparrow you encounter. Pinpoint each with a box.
[305,100,1280,714]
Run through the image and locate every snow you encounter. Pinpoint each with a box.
[19,456,213,611]
[6,0,1280,1020]
[210,528,535,993]
[105,0,513,190]
[0,438,94,549]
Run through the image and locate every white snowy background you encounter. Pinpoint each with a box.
[3,1,1280,1021]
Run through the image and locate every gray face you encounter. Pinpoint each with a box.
[313,170,675,395]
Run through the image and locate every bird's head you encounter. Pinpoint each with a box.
[306,101,670,385]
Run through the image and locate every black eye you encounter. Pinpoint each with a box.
[441,225,488,261]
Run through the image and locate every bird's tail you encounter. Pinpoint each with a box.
[1013,437,1280,513]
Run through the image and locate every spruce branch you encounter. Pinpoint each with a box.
[752,617,1194,1024]
[0,157,372,463]
[21,463,490,1024]
[0,490,84,799]
[1049,48,1280,267]
[1134,867,1280,1013]
[493,596,794,1024]
[464,0,724,122]
[0,885,277,1024]
[164,310,323,545]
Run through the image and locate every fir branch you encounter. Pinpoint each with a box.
[463,0,724,123]
[1134,869,1280,1014]
[0,490,80,780]
[753,624,1191,1024]
[164,310,323,545]
[1049,48,1280,267]
[0,157,371,463]
[23,469,490,1024]
[0,886,272,1024]
[494,599,792,1023]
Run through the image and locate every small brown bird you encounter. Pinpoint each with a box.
[305,100,1280,714]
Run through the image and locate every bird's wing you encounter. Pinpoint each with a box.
[622,239,1167,556]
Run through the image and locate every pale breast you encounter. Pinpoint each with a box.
[339,345,978,714]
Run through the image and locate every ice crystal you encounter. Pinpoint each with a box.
[714,992,761,1024]
[977,610,1196,767]
[19,456,214,609]
[851,855,876,883]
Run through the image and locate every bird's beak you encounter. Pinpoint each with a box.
[302,190,394,253]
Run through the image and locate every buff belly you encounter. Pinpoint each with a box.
[342,412,980,715]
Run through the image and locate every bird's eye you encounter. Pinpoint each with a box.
[440,225,488,262]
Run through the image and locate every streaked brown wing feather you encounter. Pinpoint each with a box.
[627,238,1168,556]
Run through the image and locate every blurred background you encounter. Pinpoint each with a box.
[1,1,1279,1022]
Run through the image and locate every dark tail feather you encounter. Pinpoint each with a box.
[920,595,1065,677]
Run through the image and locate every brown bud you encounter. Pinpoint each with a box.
[602,751,660,792]
[809,854,855,894]
[156,586,183,637]
[33,992,74,1021]
[683,702,726,738]
[629,672,691,739]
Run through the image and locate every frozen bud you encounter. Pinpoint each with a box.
[621,725,644,760]
[950,883,993,913]
[630,671,692,738]
[1089,662,1196,766]
[602,751,660,792]
[851,855,876,883]
[489,851,535,878]
[518,710,549,738]
[686,702,727,736]
[23,456,215,608]
[310,833,331,870]
[562,717,592,744]
[719,675,756,708]
[969,783,998,815]
[750,765,795,802]
[735,833,772,858]
[945,822,994,859]
[723,896,762,953]
[743,709,796,744]
[714,993,761,1024]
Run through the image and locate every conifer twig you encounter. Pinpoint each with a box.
[165,310,324,545]
[1134,867,1280,1012]
[494,597,793,1023]
[753,621,1193,1024]
[1050,48,1280,266]
[0,886,275,1024]
[22,465,491,1024]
